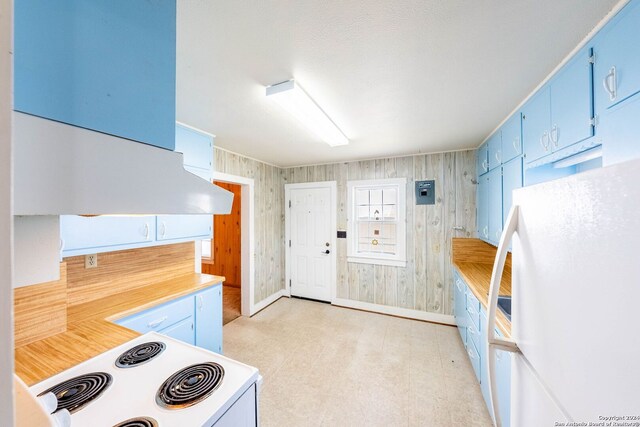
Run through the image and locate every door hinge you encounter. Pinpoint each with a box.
[589,116,598,127]
[589,54,595,64]
[289,200,292,208]
[289,279,292,287]
[289,240,291,247]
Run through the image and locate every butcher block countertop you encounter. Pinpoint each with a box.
[452,238,512,338]
[15,273,224,386]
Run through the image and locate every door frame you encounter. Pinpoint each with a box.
[284,181,337,303]
[211,171,256,317]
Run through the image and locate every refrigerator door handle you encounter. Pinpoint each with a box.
[487,205,521,427]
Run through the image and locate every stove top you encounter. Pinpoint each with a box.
[156,362,225,409]
[113,416,158,427]
[115,341,166,368]
[38,372,112,414]
[30,332,259,427]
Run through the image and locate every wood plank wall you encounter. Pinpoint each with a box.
[65,242,195,306]
[203,181,242,287]
[284,151,477,316]
[214,148,286,304]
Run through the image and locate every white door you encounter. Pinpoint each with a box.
[286,182,336,302]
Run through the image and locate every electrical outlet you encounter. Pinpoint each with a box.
[85,254,98,269]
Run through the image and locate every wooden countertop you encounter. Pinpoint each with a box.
[15,273,224,386]
[453,261,512,338]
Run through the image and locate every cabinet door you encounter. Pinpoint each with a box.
[61,215,155,256]
[496,347,512,427]
[159,317,195,345]
[157,215,212,241]
[501,114,522,163]
[195,285,223,354]
[14,0,176,150]
[477,143,489,176]
[454,273,467,345]
[176,124,214,172]
[487,132,502,171]
[601,93,640,165]
[522,87,551,163]
[115,296,194,335]
[487,168,503,245]
[549,48,594,151]
[593,0,640,112]
[477,175,489,241]
[502,158,523,227]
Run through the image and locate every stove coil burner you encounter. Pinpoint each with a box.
[112,417,158,427]
[156,362,225,409]
[38,372,112,414]
[115,341,166,368]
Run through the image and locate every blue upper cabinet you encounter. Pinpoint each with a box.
[502,157,523,228]
[14,0,177,150]
[593,0,640,113]
[477,143,489,176]
[522,86,551,163]
[487,131,502,171]
[501,114,522,164]
[176,124,215,174]
[487,168,503,245]
[477,174,489,241]
[549,47,595,152]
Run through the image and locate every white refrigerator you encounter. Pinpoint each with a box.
[486,159,640,427]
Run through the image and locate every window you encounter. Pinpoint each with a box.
[347,178,406,267]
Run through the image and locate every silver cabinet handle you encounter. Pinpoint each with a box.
[147,316,168,328]
[197,295,204,310]
[540,131,550,152]
[550,124,559,148]
[482,160,488,172]
[467,348,476,360]
[512,137,521,154]
[143,223,150,240]
[495,230,502,241]
[495,150,501,164]
[487,205,521,427]
[455,279,463,293]
[603,66,617,101]
[467,303,477,317]
[160,221,167,238]
[483,226,489,239]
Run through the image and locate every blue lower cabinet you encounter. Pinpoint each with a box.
[159,317,195,345]
[115,284,223,352]
[195,285,223,354]
[454,270,511,425]
[454,273,467,345]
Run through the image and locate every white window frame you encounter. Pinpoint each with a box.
[347,178,407,267]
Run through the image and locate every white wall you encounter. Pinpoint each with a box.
[0,0,13,424]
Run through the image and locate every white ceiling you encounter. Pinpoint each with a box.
[176,0,619,167]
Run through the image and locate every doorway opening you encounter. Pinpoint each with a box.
[203,182,242,324]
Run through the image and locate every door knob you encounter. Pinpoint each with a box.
[322,250,330,254]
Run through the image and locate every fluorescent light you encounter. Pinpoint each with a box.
[552,146,602,168]
[266,80,348,147]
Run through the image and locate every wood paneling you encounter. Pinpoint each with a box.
[14,264,68,347]
[214,148,285,305]
[205,181,241,287]
[66,242,195,306]
[284,150,477,316]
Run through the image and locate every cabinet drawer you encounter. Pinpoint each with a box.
[467,339,481,382]
[466,290,481,330]
[117,296,194,334]
[466,312,481,352]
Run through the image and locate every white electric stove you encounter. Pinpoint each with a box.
[29,332,261,427]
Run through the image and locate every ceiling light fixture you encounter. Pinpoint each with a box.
[266,80,348,147]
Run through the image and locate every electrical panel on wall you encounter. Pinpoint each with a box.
[415,180,435,205]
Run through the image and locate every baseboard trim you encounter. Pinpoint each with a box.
[250,289,286,316]
[332,298,455,326]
